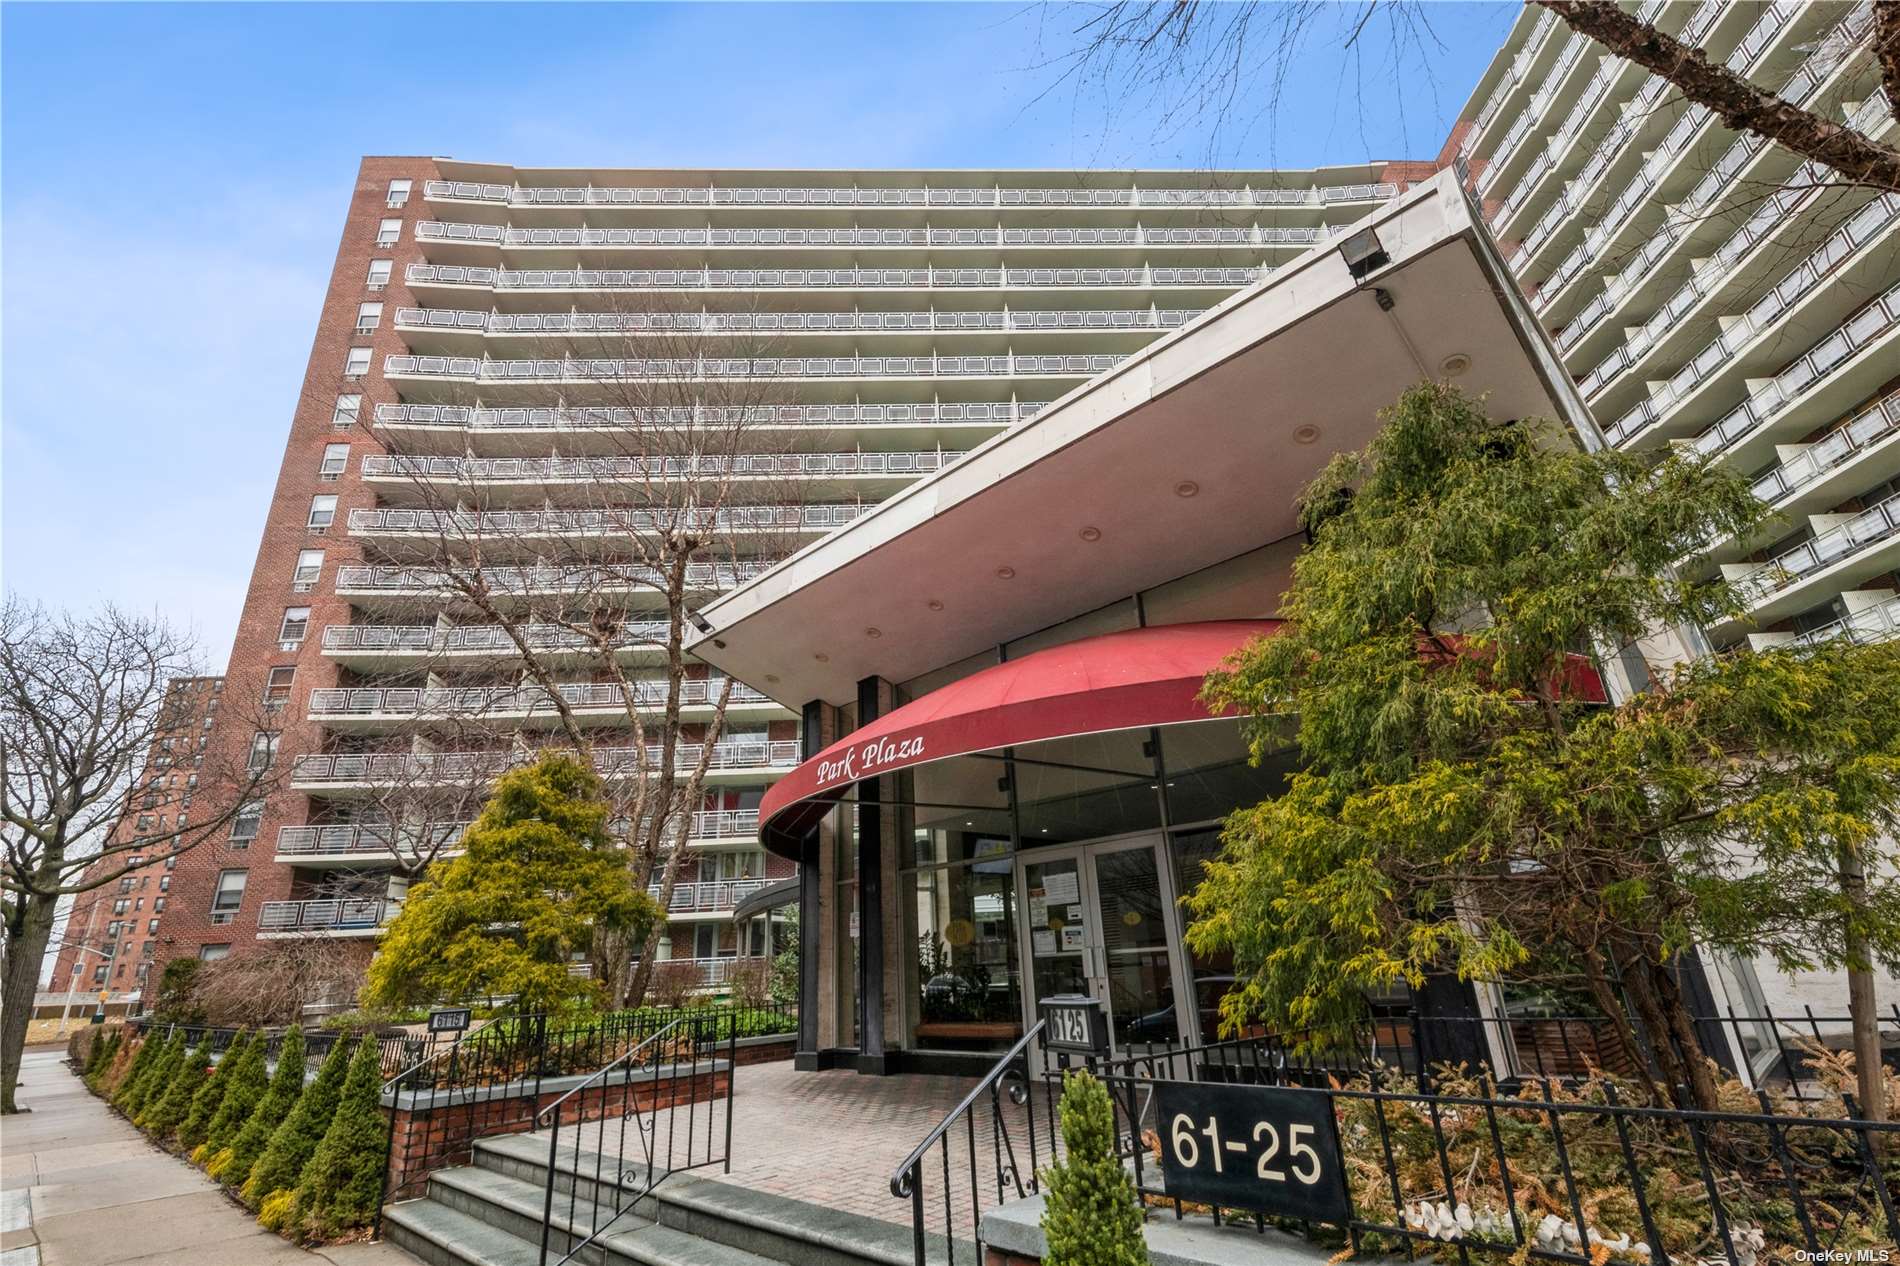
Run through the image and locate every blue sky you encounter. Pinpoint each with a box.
[1,1,1514,666]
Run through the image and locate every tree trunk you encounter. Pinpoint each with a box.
[1581,946,1664,1106]
[2,891,61,1113]
[1840,842,1889,1123]
[1617,943,1720,1112]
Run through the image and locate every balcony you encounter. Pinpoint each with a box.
[654,956,767,991]
[373,400,1036,436]
[1748,389,1900,510]
[332,560,771,601]
[383,352,1126,387]
[256,898,392,935]
[393,306,1202,337]
[306,678,780,726]
[416,222,1337,251]
[1733,493,1900,616]
[346,503,872,545]
[290,739,801,791]
[404,262,1267,293]
[423,179,1396,210]
[359,450,964,485]
[655,879,772,915]
[322,621,668,662]
[1463,7,1562,158]
[1786,595,1900,650]
[273,808,762,864]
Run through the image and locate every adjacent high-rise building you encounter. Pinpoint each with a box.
[160,158,1430,979]
[1456,1,1899,661]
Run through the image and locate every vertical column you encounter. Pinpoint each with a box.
[855,675,888,1073]
[795,699,826,1071]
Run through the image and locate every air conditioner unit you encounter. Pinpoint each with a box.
[279,640,303,653]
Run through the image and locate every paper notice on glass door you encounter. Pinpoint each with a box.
[1032,930,1057,955]
[1059,925,1085,952]
[1043,872,1079,904]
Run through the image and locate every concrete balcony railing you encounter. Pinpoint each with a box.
[404,263,1268,293]
[655,879,771,914]
[332,560,771,598]
[394,307,1203,337]
[347,503,872,539]
[1608,268,1900,454]
[322,621,668,657]
[1748,389,1900,508]
[423,179,1396,210]
[1463,7,1561,156]
[274,808,762,862]
[360,451,964,484]
[417,222,1339,250]
[1736,492,1900,605]
[306,678,774,719]
[257,898,392,933]
[1790,596,1900,649]
[290,739,801,788]
[275,822,466,860]
[382,352,1126,383]
[373,400,1039,434]
[651,956,766,990]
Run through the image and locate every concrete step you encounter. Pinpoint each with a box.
[473,1132,662,1216]
[652,1174,970,1266]
[429,1164,649,1264]
[383,1198,542,1266]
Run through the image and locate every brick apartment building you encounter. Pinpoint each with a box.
[45,675,224,1011]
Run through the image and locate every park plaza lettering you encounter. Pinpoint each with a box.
[814,733,926,787]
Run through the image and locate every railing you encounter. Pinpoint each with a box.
[382,352,1128,381]
[256,897,392,931]
[373,399,1043,432]
[534,1013,737,1266]
[418,221,1334,249]
[275,808,761,860]
[306,678,771,718]
[404,262,1267,292]
[424,178,1395,208]
[890,1021,1047,1266]
[1749,388,1900,506]
[322,620,670,655]
[333,559,771,596]
[347,503,871,537]
[1792,595,1900,648]
[290,739,800,786]
[359,450,963,481]
[393,306,1202,335]
[1737,490,1900,604]
[652,879,771,914]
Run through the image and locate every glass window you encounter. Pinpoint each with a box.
[292,549,323,591]
[901,855,1021,1052]
[376,217,402,245]
[344,347,372,379]
[385,179,411,207]
[211,869,247,913]
[262,667,296,708]
[230,800,263,843]
[148,918,160,935]
[278,607,310,644]
[1170,828,1236,1042]
[198,944,231,962]
[306,494,337,530]
[354,302,382,334]
[332,394,363,428]
[1010,729,1162,843]
[1158,720,1297,828]
[319,443,349,480]
[366,259,393,289]
[247,732,279,772]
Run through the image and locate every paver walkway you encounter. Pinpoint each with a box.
[0,1046,413,1266]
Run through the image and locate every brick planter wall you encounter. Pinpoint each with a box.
[384,1066,730,1201]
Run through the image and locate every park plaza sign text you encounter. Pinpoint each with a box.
[814,732,926,789]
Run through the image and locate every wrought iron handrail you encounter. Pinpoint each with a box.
[889,1019,1046,1266]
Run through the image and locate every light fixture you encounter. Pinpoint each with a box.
[1174,480,1199,498]
[1374,287,1395,312]
[1292,424,1321,445]
[1339,227,1388,280]
[865,627,882,639]
[1078,526,1102,542]
[995,565,1016,579]
[686,609,715,636]
[1439,352,1472,378]
[926,599,944,611]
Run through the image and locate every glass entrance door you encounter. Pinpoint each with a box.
[1018,835,1189,1057]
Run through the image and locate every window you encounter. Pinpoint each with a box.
[292,549,324,592]
[106,921,120,938]
[230,799,264,844]
[332,393,363,428]
[159,876,170,892]
[366,259,393,289]
[306,495,337,531]
[376,217,402,246]
[211,869,247,922]
[198,944,230,962]
[113,899,129,915]
[134,897,143,911]
[263,667,296,710]
[344,347,372,379]
[247,731,279,772]
[278,607,311,647]
[385,179,411,207]
[148,918,160,935]
[154,897,166,913]
[93,964,108,984]
[135,815,154,832]
[319,442,350,480]
[354,302,383,335]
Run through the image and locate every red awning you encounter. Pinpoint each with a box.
[757,620,1281,854]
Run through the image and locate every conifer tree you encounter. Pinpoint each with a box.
[114,1029,170,1114]
[141,1032,210,1139]
[224,1026,304,1191]
[290,1036,388,1239]
[242,1033,350,1208]
[83,1028,119,1082]
[203,1031,269,1158]
[1039,1072,1149,1266]
[180,1031,248,1153]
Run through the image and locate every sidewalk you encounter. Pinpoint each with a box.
[1,1046,415,1266]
